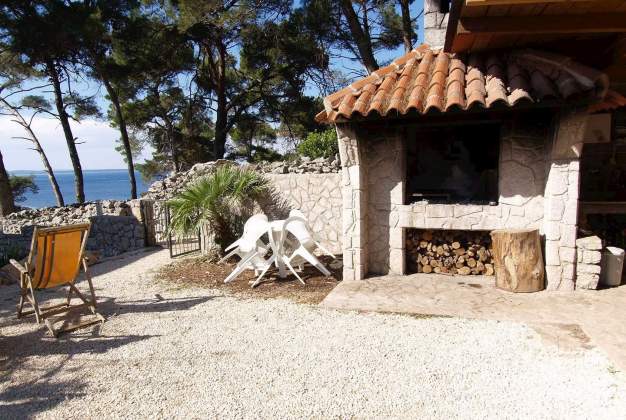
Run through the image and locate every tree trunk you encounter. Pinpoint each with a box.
[340,0,379,73]
[47,59,85,204]
[1,98,65,207]
[103,77,137,199]
[399,0,414,52]
[213,42,228,160]
[164,118,180,171]
[490,229,545,292]
[0,149,16,216]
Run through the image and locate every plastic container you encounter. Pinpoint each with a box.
[600,247,625,287]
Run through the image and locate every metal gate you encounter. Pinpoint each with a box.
[144,200,201,258]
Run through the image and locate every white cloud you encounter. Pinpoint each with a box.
[0,116,153,171]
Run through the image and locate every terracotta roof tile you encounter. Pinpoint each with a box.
[316,45,609,123]
[588,90,626,113]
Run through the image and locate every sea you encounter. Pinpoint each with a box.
[10,169,150,209]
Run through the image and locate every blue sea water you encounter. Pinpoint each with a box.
[10,169,150,209]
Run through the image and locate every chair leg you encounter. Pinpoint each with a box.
[298,248,331,277]
[84,265,99,314]
[251,255,276,288]
[283,258,305,285]
[26,282,42,324]
[66,284,74,307]
[224,251,257,283]
[17,288,26,319]
[217,248,238,264]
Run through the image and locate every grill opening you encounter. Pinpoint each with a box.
[406,123,500,204]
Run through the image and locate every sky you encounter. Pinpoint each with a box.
[1,115,154,171]
[2,2,425,171]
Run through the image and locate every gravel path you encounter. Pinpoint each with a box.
[1,249,625,419]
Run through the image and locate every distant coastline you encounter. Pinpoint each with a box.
[9,169,150,209]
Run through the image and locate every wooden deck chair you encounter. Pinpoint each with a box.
[10,223,104,337]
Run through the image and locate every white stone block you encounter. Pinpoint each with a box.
[560,228,577,248]
[510,205,525,217]
[454,204,483,217]
[546,169,568,196]
[546,198,565,221]
[398,210,411,228]
[389,248,404,274]
[578,263,601,274]
[560,246,576,263]
[545,265,563,291]
[389,211,399,228]
[348,165,361,189]
[410,202,426,213]
[389,228,404,249]
[425,205,454,218]
[582,250,601,264]
[545,241,560,266]
[576,272,600,290]
[424,217,449,229]
[576,235,602,250]
[562,262,575,280]
[410,213,425,228]
[562,201,578,225]
[524,196,545,222]
[487,205,502,217]
[544,222,561,241]
[568,171,579,189]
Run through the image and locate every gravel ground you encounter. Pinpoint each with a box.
[1,248,625,419]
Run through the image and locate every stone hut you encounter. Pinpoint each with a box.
[315,0,626,290]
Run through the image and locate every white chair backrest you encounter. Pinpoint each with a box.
[283,216,313,247]
[239,214,269,251]
[289,209,306,220]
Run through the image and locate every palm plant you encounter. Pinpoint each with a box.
[167,165,270,251]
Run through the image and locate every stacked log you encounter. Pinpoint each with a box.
[406,229,495,276]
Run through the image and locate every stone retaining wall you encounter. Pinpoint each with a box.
[1,160,344,261]
[0,215,145,261]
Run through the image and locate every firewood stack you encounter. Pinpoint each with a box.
[406,230,495,276]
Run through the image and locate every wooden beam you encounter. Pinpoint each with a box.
[444,0,465,52]
[465,0,589,6]
[458,13,626,35]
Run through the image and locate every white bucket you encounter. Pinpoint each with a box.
[600,247,625,287]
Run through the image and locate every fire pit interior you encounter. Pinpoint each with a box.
[406,123,500,204]
[406,229,494,276]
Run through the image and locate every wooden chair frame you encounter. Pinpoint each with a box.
[10,223,104,337]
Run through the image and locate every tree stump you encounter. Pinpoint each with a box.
[490,229,545,292]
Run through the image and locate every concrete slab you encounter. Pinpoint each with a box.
[321,273,626,371]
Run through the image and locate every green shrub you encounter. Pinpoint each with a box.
[9,175,39,203]
[296,128,338,159]
[167,165,270,250]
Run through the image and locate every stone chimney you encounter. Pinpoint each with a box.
[424,0,450,48]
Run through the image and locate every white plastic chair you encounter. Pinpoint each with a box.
[252,211,335,288]
[287,209,336,261]
[283,213,334,277]
[251,221,297,287]
[221,214,272,283]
